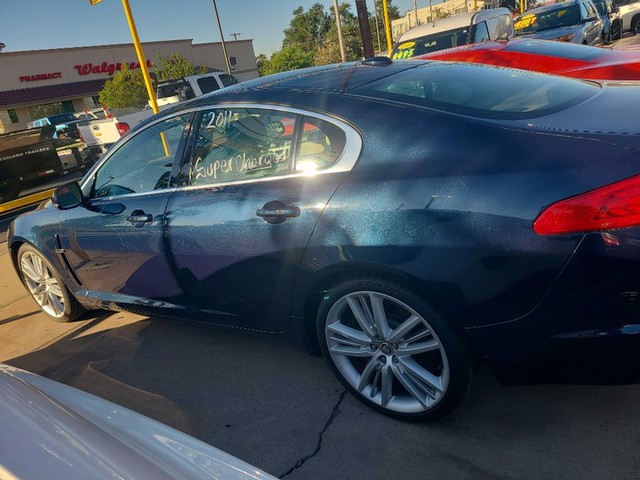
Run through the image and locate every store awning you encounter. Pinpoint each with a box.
[0,78,107,108]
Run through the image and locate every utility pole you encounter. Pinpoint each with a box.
[372,2,382,53]
[211,0,232,75]
[414,0,419,27]
[354,0,374,59]
[333,0,346,62]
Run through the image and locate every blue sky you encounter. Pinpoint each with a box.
[0,0,422,56]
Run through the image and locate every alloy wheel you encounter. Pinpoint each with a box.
[325,291,449,414]
[20,251,66,318]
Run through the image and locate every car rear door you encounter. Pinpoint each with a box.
[165,105,362,332]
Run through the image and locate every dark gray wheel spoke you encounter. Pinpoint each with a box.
[346,296,377,338]
[391,364,431,409]
[330,343,373,358]
[357,357,380,392]
[398,357,445,395]
[380,364,394,407]
[398,338,440,356]
[327,322,372,345]
[388,313,423,343]
[370,293,391,340]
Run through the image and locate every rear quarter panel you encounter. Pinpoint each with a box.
[293,98,640,330]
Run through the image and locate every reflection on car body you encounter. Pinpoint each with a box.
[417,38,640,80]
[8,58,640,421]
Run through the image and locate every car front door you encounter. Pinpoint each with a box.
[166,106,361,332]
[56,113,195,313]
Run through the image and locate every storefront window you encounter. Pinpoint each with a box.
[8,109,19,124]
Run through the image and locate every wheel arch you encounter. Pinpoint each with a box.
[299,263,468,355]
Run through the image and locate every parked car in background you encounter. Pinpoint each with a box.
[0,364,276,479]
[593,0,623,42]
[513,0,603,45]
[155,71,239,108]
[417,38,640,80]
[26,112,82,141]
[8,59,640,421]
[616,0,640,34]
[391,8,513,59]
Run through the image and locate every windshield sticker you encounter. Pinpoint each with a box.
[397,41,416,50]
[514,14,537,30]
[392,48,415,59]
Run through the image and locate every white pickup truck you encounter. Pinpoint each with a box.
[76,107,154,152]
[154,71,238,107]
[77,71,238,152]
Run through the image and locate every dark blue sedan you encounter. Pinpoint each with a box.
[8,58,640,420]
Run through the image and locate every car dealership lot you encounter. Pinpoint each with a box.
[1,247,639,480]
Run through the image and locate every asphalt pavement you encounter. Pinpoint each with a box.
[2,35,640,479]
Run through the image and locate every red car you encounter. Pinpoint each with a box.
[417,38,640,80]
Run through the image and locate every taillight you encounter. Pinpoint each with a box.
[534,174,640,235]
[116,122,130,137]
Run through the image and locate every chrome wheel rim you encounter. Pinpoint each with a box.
[325,291,449,414]
[20,251,65,318]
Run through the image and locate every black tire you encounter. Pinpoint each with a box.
[316,275,474,421]
[633,17,640,36]
[17,244,85,322]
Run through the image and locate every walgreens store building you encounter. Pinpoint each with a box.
[0,38,258,133]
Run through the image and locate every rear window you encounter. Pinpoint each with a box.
[351,62,598,120]
[219,74,238,87]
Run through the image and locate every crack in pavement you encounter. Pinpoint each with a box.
[279,389,348,479]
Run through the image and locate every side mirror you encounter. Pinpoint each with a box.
[52,181,83,210]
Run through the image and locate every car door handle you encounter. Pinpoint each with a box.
[256,201,300,224]
[126,210,153,224]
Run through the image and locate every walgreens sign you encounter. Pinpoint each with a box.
[73,59,153,77]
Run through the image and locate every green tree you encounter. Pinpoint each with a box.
[370,0,400,53]
[283,3,332,52]
[261,45,314,75]
[256,53,271,76]
[98,63,148,108]
[153,52,205,81]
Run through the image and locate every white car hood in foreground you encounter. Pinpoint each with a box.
[0,364,275,480]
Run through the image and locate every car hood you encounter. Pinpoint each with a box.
[0,364,275,480]
[517,26,580,41]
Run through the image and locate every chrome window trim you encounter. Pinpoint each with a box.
[81,103,362,197]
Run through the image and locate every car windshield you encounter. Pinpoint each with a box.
[514,5,581,35]
[392,27,470,59]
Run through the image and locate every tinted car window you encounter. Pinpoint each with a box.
[190,108,294,186]
[219,74,238,87]
[351,62,598,119]
[514,6,581,34]
[197,76,221,94]
[296,117,347,173]
[473,21,491,42]
[92,115,189,198]
[505,40,604,60]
